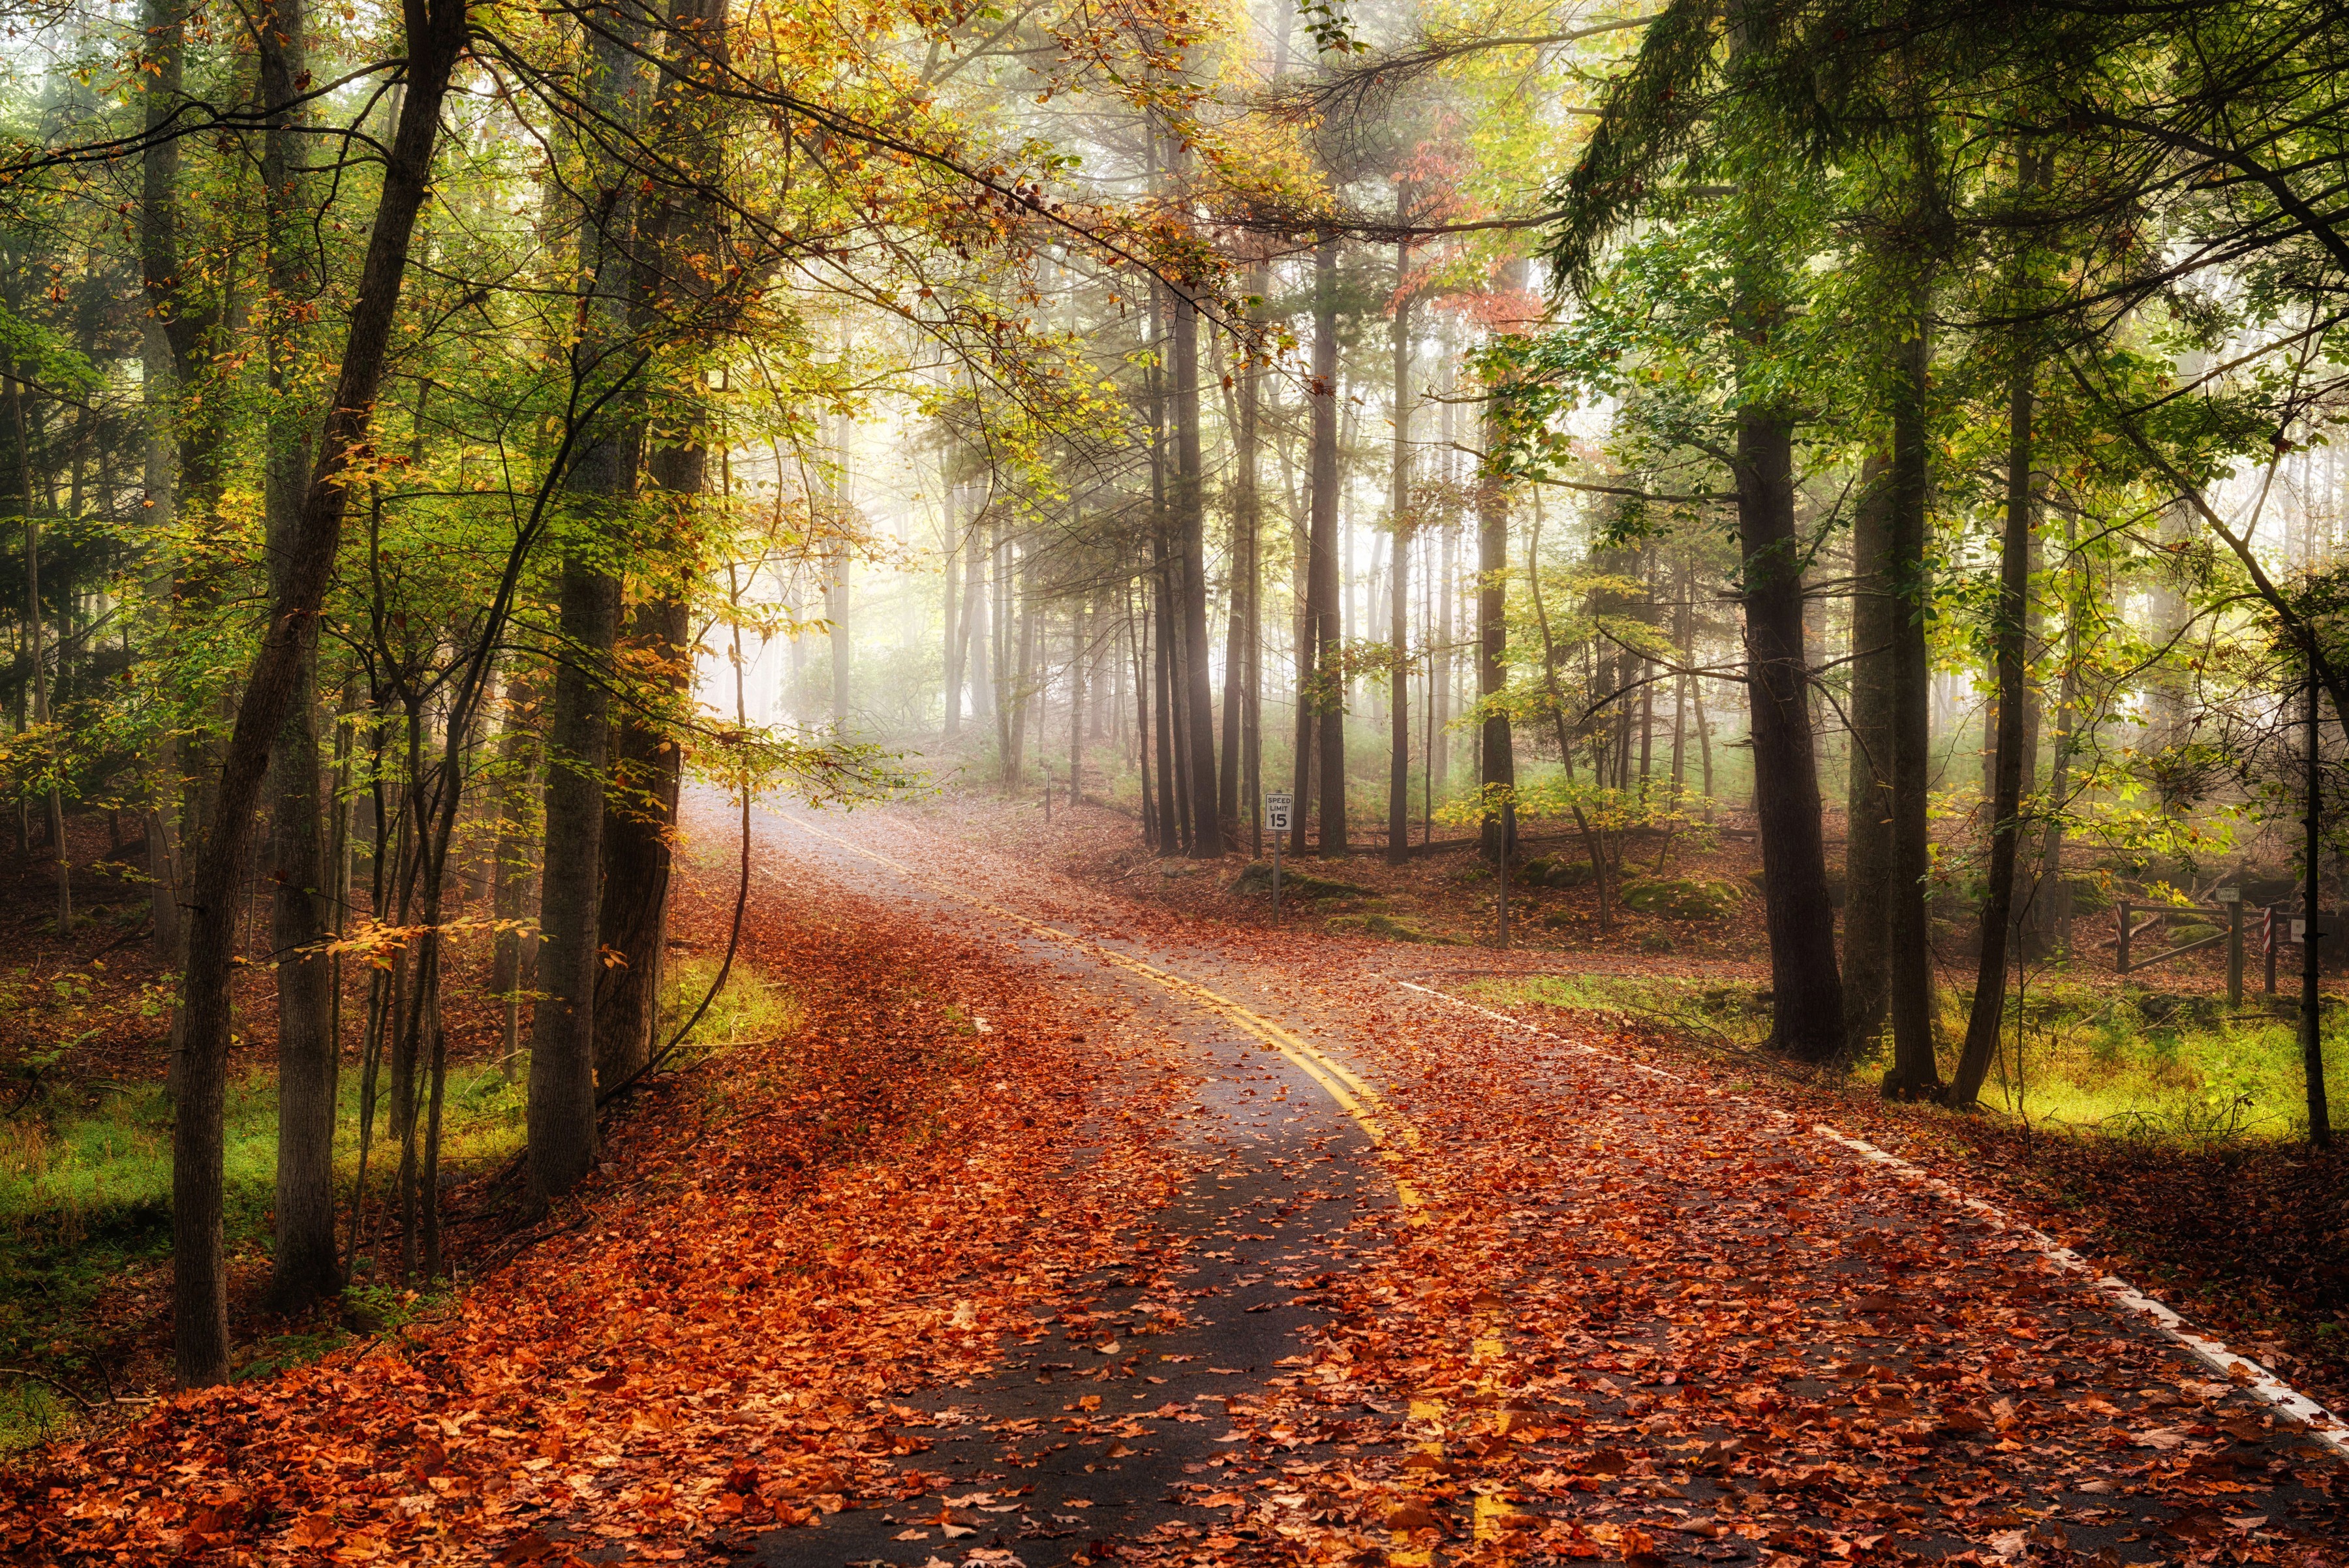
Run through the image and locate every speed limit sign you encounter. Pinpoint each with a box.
[1265,791,1293,833]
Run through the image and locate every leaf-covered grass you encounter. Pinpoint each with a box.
[661,952,803,1056]
[0,949,799,1447]
[0,1063,529,1449]
[1466,973,2348,1144]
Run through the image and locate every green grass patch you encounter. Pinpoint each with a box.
[1464,974,1775,1049]
[1465,973,2348,1145]
[1968,992,2349,1141]
[0,1058,527,1452]
[660,953,802,1055]
[0,952,797,1451]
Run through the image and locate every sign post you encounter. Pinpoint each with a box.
[1265,792,1293,924]
[2219,887,2243,1009]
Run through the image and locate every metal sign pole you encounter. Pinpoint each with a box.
[1265,792,1293,926]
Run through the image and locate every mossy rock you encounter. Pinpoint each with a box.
[1519,857,1555,884]
[2064,876,2114,915]
[1546,859,1599,887]
[1638,930,1677,954]
[1541,910,1577,930]
[1620,876,1747,921]
[2164,922,2224,947]
[1326,911,1460,944]
[1231,861,1378,900]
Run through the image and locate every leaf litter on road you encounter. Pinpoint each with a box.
[12,795,2349,1568]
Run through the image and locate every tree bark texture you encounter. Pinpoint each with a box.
[1842,453,1895,1056]
[1736,406,1846,1062]
[1883,316,1942,1099]
[1475,279,1516,860]
[1388,226,1412,866]
[1950,346,2035,1105]
[256,0,341,1314]
[528,4,650,1205]
[1171,288,1221,855]
[1308,241,1345,855]
[171,0,468,1385]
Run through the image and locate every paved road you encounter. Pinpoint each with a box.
[728,796,2349,1567]
[743,803,1402,1567]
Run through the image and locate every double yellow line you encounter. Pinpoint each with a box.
[773,810,1512,1561]
[773,810,1419,1198]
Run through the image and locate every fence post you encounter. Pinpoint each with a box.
[2266,905,2279,995]
[2228,900,2244,1010]
[2117,898,2130,974]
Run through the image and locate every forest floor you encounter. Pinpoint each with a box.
[13,786,2349,1566]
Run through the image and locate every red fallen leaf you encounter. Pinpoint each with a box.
[1581,1449,1631,1475]
[585,1372,626,1392]
[722,1462,760,1494]
[1385,1499,1443,1534]
[285,1511,339,1549]
[495,1530,560,1564]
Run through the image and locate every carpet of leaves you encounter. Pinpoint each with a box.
[1114,989,2349,1567]
[793,800,2349,1567]
[1,850,1199,1565]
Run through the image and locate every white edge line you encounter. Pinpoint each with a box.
[1392,978,2349,1458]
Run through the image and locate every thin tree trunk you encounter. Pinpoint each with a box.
[1843,454,1896,1057]
[170,0,467,1384]
[1950,324,2036,1106]
[1069,602,1085,804]
[2034,514,2080,954]
[11,380,69,933]
[1476,305,1514,861]
[1387,216,1412,866]
[1172,287,1221,855]
[1309,239,1346,856]
[491,671,542,1079]
[1884,302,1942,1099]
[1220,263,1263,849]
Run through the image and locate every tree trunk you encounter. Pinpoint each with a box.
[1882,307,1942,1099]
[1308,240,1346,856]
[1476,379,1513,860]
[1736,406,1846,1062]
[138,0,193,967]
[2034,514,2080,955]
[1387,219,1412,866]
[1950,336,2036,1106]
[594,594,688,1092]
[528,3,655,1204]
[587,0,727,1086]
[1069,601,1086,804]
[1843,453,1896,1056]
[1172,287,1221,855]
[256,0,339,1314]
[827,540,852,726]
[1220,264,1263,850]
[491,673,542,1079]
[171,0,468,1384]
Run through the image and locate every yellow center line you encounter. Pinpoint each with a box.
[773,810,1495,1563]
[774,810,1420,1195]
